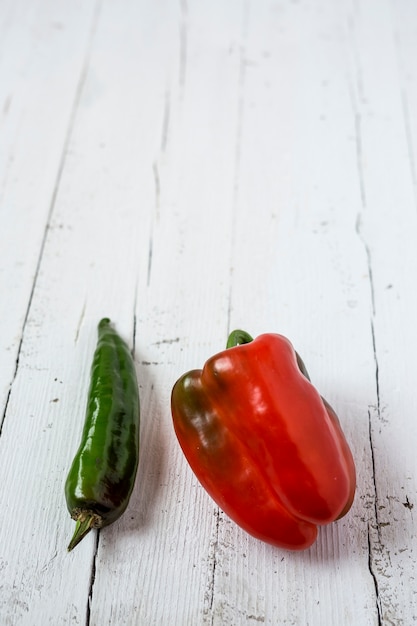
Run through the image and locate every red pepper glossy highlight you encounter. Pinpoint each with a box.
[171,332,356,550]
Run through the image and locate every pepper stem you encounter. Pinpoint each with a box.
[67,512,100,552]
[226,329,254,349]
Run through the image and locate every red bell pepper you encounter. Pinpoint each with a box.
[171,330,356,550]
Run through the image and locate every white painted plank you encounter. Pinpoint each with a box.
[0,0,100,412]
[348,0,417,622]
[0,0,157,622]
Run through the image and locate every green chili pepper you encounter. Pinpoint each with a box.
[65,318,140,551]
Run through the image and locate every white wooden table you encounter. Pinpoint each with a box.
[1,1,416,624]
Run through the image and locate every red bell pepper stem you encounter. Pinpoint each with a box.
[226,330,253,349]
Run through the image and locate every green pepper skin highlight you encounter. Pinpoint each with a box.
[65,318,140,551]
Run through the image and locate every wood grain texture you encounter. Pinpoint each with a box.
[1,0,416,624]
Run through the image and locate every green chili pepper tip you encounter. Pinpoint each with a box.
[67,512,101,552]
